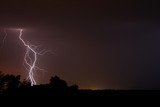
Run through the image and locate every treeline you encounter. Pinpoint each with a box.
[0,71,79,96]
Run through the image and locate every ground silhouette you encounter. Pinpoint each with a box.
[0,71,160,97]
[0,71,80,96]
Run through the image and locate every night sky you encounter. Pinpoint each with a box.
[0,0,160,89]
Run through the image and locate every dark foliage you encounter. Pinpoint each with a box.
[0,72,81,96]
[0,71,160,97]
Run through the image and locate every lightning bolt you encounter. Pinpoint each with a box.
[19,29,52,86]
[1,28,53,86]
[19,29,37,86]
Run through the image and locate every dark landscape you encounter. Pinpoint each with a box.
[1,0,160,98]
[0,72,160,97]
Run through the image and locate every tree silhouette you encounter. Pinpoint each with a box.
[49,76,68,90]
[70,84,79,90]
[20,79,31,88]
[0,71,5,92]
[0,71,83,96]
[0,73,20,92]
